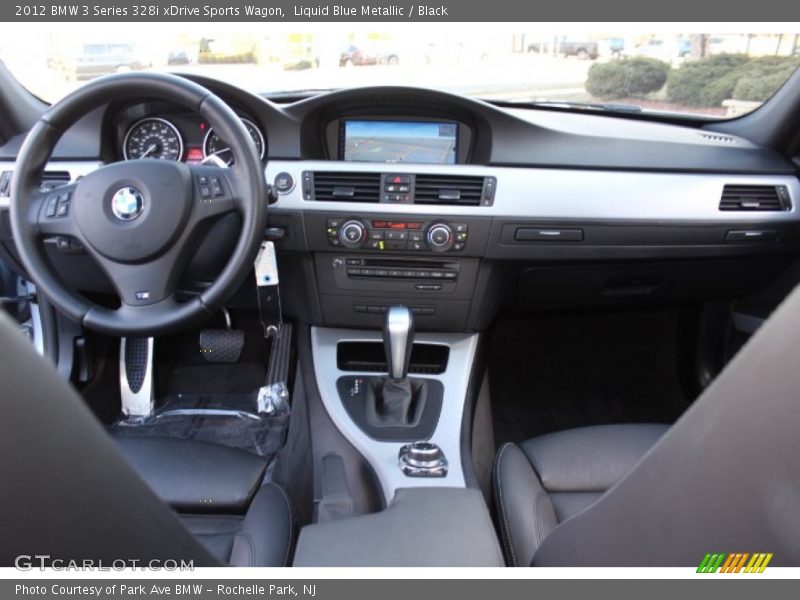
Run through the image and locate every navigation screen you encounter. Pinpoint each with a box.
[341,120,458,164]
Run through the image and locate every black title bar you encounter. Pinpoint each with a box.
[2,0,797,22]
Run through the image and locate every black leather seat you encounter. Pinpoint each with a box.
[116,437,292,567]
[0,311,296,567]
[494,424,668,567]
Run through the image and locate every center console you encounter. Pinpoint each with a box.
[325,216,471,253]
[295,307,503,566]
[293,487,504,567]
[304,211,492,330]
[310,321,478,502]
[271,164,504,565]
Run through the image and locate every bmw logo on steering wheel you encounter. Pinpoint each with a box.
[111,186,145,221]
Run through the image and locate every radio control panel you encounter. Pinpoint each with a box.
[325,217,469,253]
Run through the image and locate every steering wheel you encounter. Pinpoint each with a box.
[9,73,267,336]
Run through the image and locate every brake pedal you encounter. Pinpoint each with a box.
[199,328,244,363]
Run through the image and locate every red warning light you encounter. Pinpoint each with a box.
[185,147,204,163]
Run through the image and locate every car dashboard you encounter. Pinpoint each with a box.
[1,76,798,331]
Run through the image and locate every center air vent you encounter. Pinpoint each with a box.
[308,171,381,202]
[719,184,791,211]
[414,174,493,206]
[302,170,496,206]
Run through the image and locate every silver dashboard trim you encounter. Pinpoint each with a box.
[0,161,103,209]
[2,159,798,225]
[266,160,800,223]
[311,326,478,502]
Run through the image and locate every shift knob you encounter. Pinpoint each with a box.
[383,306,414,379]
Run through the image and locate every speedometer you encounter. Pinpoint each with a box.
[203,118,265,165]
[123,117,184,161]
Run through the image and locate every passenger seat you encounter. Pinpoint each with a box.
[493,424,668,566]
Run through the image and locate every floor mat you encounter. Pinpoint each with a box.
[153,313,271,399]
[111,393,289,459]
[164,363,267,396]
[489,308,694,446]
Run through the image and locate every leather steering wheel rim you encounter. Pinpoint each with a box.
[9,72,267,336]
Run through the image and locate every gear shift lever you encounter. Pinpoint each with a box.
[384,306,414,380]
[362,306,425,428]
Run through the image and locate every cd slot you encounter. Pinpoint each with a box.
[360,258,458,269]
[341,257,459,281]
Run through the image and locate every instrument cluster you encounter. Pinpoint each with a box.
[120,113,265,165]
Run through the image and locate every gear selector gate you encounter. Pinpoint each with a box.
[336,306,444,441]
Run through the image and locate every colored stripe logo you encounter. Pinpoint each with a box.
[697,553,773,573]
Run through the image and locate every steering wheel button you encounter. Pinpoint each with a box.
[210,176,223,196]
[199,185,211,198]
[198,176,209,185]
[45,196,59,217]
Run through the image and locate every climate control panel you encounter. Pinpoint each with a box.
[326,217,469,253]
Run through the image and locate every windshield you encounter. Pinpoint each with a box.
[2,24,799,119]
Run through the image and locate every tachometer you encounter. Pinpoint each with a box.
[203,118,265,165]
[123,117,184,161]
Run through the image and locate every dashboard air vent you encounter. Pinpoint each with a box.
[40,171,72,192]
[310,171,381,202]
[719,184,791,211]
[414,174,489,206]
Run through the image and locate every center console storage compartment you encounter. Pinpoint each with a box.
[337,341,450,374]
[293,487,504,567]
